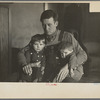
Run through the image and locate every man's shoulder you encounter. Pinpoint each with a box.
[58,30,72,36]
[20,45,30,52]
[58,30,73,41]
[63,31,72,36]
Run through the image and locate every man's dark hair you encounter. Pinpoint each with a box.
[40,10,58,22]
[30,34,45,45]
[58,41,73,51]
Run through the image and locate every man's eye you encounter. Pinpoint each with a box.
[34,44,37,46]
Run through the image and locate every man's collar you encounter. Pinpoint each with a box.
[46,30,58,38]
[45,29,58,42]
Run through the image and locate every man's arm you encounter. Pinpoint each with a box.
[68,52,78,69]
[53,32,87,82]
[17,45,29,67]
[62,32,88,67]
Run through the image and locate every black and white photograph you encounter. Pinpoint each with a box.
[0,1,100,98]
[0,2,100,83]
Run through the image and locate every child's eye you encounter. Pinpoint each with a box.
[34,44,37,45]
[39,43,42,45]
[48,24,52,26]
[65,52,68,54]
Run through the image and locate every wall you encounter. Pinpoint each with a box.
[0,6,9,81]
[10,3,100,48]
[84,13,100,42]
[80,4,100,57]
[81,4,100,43]
[47,3,100,56]
[10,3,44,48]
[47,3,100,43]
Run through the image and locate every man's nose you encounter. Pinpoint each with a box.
[61,53,65,58]
[45,25,49,31]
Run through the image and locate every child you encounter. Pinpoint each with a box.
[52,41,84,82]
[58,41,75,78]
[42,41,73,82]
[18,34,45,82]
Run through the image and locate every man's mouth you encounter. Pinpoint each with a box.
[37,49,40,51]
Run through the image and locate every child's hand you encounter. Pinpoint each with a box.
[31,61,41,68]
[23,64,32,76]
[70,68,74,77]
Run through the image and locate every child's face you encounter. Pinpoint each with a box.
[33,40,45,52]
[60,48,73,58]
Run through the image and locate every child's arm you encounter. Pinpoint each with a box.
[53,64,69,82]
[70,68,74,77]
[30,62,41,68]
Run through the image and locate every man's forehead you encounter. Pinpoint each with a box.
[42,17,55,22]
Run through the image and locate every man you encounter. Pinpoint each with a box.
[40,10,87,82]
[18,10,87,82]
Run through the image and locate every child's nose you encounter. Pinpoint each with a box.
[37,45,40,48]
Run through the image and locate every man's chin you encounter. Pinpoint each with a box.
[46,32,53,35]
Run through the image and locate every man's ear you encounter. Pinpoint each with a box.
[71,49,73,53]
[55,21,58,27]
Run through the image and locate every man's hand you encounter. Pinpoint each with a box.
[70,68,74,77]
[23,62,41,76]
[23,64,33,76]
[53,64,69,82]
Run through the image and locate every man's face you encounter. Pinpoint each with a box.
[33,40,45,52]
[42,17,58,35]
[60,48,73,58]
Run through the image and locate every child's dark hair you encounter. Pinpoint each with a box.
[30,34,45,46]
[58,41,73,51]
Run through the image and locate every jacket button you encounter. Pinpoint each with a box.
[30,53,33,55]
[38,55,39,57]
